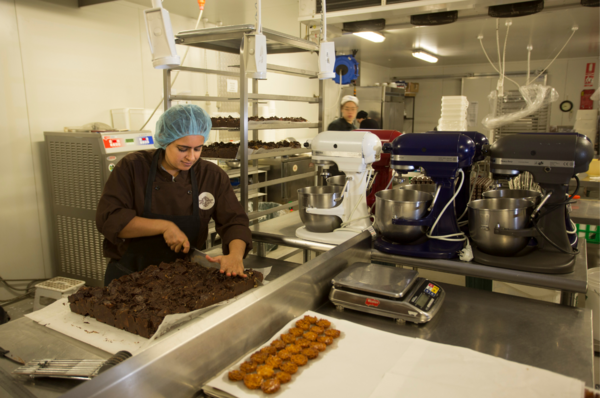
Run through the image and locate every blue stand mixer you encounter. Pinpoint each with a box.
[374,132,475,259]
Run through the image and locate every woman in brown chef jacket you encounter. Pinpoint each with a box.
[96,104,252,286]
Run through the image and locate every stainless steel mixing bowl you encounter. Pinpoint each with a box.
[401,184,436,194]
[468,198,534,256]
[326,175,347,186]
[482,189,542,206]
[374,188,433,243]
[298,186,344,233]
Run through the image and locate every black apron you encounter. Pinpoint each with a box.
[104,149,201,286]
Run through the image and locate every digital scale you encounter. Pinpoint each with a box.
[329,263,445,324]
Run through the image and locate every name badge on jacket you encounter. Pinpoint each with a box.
[198,192,215,210]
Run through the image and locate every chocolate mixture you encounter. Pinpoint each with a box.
[201,140,302,159]
[211,116,307,128]
[68,259,263,338]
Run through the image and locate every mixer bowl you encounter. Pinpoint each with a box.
[326,175,347,186]
[374,189,433,243]
[401,184,436,194]
[298,186,344,233]
[468,198,534,256]
[482,189,542,206]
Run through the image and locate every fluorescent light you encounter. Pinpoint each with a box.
[412,50,438,63]
[353,31,385,43]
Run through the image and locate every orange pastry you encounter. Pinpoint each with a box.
[295,320,310,330]
[257,365,275,378]
[291,354,308,366]
[277,349,292,360]
[275,371,292,384]
[289,327,304,337]
[310,326,324,334]
[316,319,331,329]
[317,335,334,345]
[240,361,257,373]
[279,361,298,374]
[261,346,277,356]
[228,370,245,381]
[295,338,311,348]
[286,344,302,354]
[301,348,319,360]
[303,331,318,341]
[310,342,327,352]
[270,340,286,350]
[261,378,281,394]
[265,355,282,369]
[243,373,263,390]
[303,315,317,324]
[324,329,341,338]
[281,333,296,344]
[251,352,268,364]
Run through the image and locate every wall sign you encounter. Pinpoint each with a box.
[584,63,596,88]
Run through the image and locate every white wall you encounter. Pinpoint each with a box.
[0,0,318,300]
[390,57,599,135]
[360,61,391,86]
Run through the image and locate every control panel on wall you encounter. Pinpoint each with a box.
[101,131,155,154]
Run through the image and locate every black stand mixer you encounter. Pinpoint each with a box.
[472,133,594,274]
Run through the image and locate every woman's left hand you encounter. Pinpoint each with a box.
[206,254,247,277]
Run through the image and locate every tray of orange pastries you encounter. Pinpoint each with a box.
[204,312,343,396]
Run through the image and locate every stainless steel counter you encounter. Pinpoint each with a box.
[570,199,600,225]
[317,283,594,387]
[0,318,111,398]
[372,241,588,294]
[251,212,589,302]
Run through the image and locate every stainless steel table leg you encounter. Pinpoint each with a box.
[258,242,266,258]
[303,250,311,263]
[560,291,577,307]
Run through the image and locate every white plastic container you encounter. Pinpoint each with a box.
[128,108,148,131]
[587,267,600,343]
[442,96,469,106]
[441,110,468,118]
[111,108,130,130]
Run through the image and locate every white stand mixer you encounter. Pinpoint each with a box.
[296,131,382,245]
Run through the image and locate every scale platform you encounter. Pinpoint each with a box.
[329,263,445,324]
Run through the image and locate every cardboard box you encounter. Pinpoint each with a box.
[405,82,419,97]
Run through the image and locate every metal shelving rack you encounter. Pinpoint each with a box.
[164,25,325,221]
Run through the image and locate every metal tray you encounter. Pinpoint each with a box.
[331,263,419,299]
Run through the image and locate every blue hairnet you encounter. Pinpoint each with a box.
[154,104,212,149]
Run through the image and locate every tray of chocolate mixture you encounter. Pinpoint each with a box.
[26,260,264,355]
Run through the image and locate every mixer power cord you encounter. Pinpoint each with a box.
[531,175,580,256]
[426,169,467,242]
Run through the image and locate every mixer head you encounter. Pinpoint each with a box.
[388,132,475,179]
[311,131,382,174]
[485,133,594,185]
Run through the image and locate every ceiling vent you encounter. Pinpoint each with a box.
[342,18,386,32]
[580,0,599,6]
[410,11,458,26]
[488,0,544,17]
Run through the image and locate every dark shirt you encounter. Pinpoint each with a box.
[360,118,380,129]
[327,118,355,131]
[96,149,252,260]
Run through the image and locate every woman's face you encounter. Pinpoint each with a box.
[164,135,205,171]
[341,102,358,123]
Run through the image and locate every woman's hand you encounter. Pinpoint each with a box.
[206,239,247,277]
[163,222,190,253]
[205,254,246,277]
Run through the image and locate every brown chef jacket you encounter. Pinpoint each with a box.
[96,149,252,260]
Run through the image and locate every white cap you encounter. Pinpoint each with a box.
[341,95,359,107]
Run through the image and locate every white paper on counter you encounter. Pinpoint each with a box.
[206,310,417,398]
[26,296,234,355]
[368,338,584,398]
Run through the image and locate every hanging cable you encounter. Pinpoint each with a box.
[531,26,578,83]
[501,20,512,95]
[478,35,520,89]
[526,44,533,85]
[426,169,467,242]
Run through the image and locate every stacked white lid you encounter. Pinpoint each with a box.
[438,96,469,131]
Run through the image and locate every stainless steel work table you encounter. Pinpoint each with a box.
[317,282,595,388]
[570,199,600,225]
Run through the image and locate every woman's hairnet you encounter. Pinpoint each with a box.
[154,104,212,149]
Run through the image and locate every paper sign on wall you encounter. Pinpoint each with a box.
[226,79,238,93]
[584,63,596,88]
[468,102,478,127]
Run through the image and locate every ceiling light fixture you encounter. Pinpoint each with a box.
[412,50,438,63]
[353,31,385,43]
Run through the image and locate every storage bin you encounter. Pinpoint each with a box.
[577,224,599,244]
